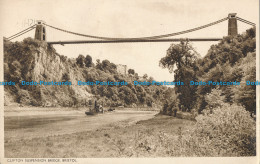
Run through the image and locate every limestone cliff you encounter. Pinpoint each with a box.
[4,38,92,107]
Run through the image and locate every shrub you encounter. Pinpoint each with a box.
[17,89,31,105]
[203,88,226,113]
[192,103,256,156]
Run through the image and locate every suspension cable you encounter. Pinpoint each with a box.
[7,26,36,41]
[237,17,256,26]
[7,25,36,40]
[237,18,255,26]
[5,16,255,42]
[43,17,228,40]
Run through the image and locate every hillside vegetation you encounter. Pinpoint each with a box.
[159,27,256,156]
[4,38,174,108]
[161,27,256,115]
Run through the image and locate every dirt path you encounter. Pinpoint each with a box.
[4,108,158,141]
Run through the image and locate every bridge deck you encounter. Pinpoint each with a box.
[47,38,222,45]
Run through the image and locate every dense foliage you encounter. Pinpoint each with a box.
[4,38,175,107]
[160,27,256,115]
[192,103,256,156]
[77,56,175,107]
[160,40,199,112]
[159,27,256,156]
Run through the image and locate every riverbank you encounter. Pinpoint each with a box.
[5,110,195,157]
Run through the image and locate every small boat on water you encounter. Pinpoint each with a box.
[85,111,97,115]
[85,99,115,115]
[85,101,100,115]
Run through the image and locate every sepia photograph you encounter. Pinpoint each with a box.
[0,0,259,163]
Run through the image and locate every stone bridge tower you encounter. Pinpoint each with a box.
[35,20,46,41]
[228,13,238,36]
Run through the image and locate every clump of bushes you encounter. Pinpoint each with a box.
[172,103,256,156]
[192,103,256,156]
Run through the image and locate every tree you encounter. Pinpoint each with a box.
[109,62,117,74]
[134,73,139,80]
[9,60,22,82]
[136,85,146,104]
[159,40,199,72]
[102,59,110,71]
[76,54,85,67]
[96,59,117,74]
[148,76,154,83]
[162,100,169,114]
[146,95,153,107]
[119,86,138,105]
[85,55,93,67]
[86,70,98,82]
[128,69,135,75]
[159,40,199,111]
[96,59,101,70]
[231,52,256,115]
[194,28,256,114]
[143,74,148,80]
[204,88,225,112]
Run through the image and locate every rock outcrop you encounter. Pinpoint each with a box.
[4,38,92,107]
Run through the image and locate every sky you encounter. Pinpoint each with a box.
[0,0,258,81]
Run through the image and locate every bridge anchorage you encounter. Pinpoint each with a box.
[5,13,255,44]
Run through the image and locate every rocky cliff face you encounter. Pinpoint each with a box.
[4,38,92,107]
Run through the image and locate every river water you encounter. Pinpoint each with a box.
[4,108,158,141]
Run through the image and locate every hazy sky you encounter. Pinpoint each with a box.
[0,0,258,81]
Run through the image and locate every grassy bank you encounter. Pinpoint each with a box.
[5,114,195,158]
[5,105,255,158]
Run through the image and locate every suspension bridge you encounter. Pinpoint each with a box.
[5,13,256,45]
